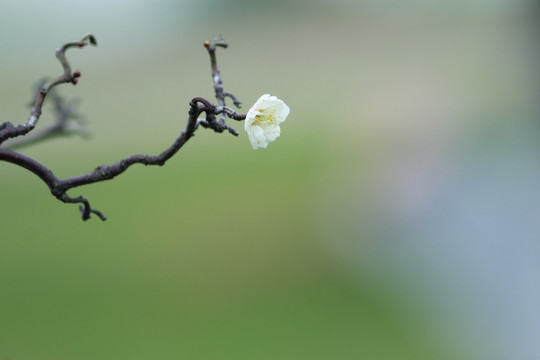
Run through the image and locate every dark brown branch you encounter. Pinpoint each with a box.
[223,92,242,108]
[6,83,89,150]
[204,35,242,126]
[0,101,245,220]
[0,34,246,221]
[0,34,96,146]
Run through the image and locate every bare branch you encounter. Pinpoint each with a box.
[5,82,89,150]
[203,35,242,126]
[0,99,245,220]
[223,92,242,108]
[0,34,246,221]
[0,34,96,145]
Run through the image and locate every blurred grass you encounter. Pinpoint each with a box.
[0,107,458,359]
[0,124,453,359]
[0,137,457,360]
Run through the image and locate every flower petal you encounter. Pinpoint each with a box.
[244,94,289,150]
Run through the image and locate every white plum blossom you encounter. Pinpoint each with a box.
[244,94,290,149]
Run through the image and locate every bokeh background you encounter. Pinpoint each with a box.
[1,1,539,359]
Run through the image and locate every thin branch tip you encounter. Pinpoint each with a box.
[205,35,228,50]
[82,33,98,46]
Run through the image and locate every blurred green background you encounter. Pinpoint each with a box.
[1,1,539,359]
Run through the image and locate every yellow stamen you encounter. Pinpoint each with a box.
[253,111,276,126]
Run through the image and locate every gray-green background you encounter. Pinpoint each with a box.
[1,1,539,359]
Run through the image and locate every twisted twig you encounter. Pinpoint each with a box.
[0,34,96,145]
[0,34,246,221]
